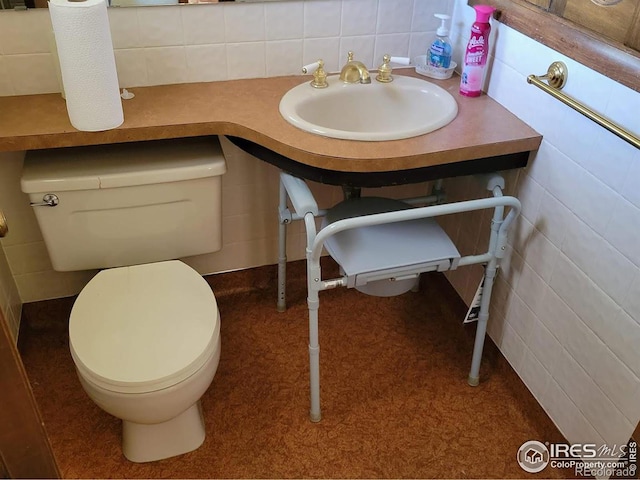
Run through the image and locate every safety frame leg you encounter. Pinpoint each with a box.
[468,262,497,386]
[307,257,321,422]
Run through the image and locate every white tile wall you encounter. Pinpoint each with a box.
[303,1,341,39]
[0,9,51,54]
[376,0,413,34]
[3,53,59,95]
[0,0,453,94]
[137,6,184,46]
[341,0,376,37]
[144,46,188,84]
[265,2,303,41]
[449,0,640,452]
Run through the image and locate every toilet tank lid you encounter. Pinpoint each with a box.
[21,137,227,193]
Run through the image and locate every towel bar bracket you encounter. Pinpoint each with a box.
[533,61,567,90]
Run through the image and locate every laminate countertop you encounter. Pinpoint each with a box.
[0,72,541,180]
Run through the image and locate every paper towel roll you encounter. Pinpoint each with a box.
[49,0,124,132]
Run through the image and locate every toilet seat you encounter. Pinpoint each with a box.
[70,260,219,394]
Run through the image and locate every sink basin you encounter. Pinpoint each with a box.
[279,74,458,141]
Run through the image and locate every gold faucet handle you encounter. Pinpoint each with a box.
[347,51,354,62]
[311,60,328,89]
[376,54,393,83]
[302,59,328,89]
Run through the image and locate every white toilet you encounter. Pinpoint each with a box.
[21,137,227,463]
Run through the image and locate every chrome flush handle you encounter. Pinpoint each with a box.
[30,193,59,207]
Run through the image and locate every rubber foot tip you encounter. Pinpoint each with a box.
[468,376,480,387]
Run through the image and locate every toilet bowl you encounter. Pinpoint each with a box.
[21,137,228,462]
[70,260,221,462]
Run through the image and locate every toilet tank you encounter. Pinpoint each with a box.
[21,137,227,272]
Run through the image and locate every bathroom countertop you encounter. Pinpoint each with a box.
[0,72,541,178]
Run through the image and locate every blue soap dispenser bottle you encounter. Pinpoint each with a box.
[428,14,452,68]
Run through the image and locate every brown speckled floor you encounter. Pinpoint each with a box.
[19,259,575,479]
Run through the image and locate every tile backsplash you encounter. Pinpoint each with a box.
[0,0,454,96]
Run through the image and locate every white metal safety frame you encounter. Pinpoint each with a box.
[277,172,521,422]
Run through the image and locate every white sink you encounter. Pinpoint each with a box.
[279,74,458,141]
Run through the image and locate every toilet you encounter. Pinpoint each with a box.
[21,137,227,463]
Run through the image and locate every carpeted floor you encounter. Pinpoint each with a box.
[19,259,574,479]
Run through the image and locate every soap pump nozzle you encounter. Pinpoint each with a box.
[434,13,451,37]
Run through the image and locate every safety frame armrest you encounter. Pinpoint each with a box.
[280,173,319,217]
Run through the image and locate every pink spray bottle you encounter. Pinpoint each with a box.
[459,4,496,97]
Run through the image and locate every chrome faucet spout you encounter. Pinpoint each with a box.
[339,52,371,84]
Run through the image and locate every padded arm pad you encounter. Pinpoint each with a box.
[280,173,319,216]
